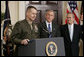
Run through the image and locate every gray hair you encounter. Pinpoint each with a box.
[67,12,75,18]
[46,10,55,15]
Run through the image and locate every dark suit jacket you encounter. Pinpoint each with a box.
[39,21,61,38]
[61,24,82,56]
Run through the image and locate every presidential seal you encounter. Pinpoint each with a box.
[46,41,57,56]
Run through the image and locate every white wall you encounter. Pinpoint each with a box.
[1,1,5,13]
[9,1,19,26]
[18,1,26,21]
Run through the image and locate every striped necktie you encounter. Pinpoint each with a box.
[48,24,52,38]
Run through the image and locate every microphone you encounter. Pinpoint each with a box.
[26,39,34,43]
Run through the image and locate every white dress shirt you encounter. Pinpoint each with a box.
[68,24,74,41]
[46,21,52,32]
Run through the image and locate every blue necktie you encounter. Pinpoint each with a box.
[48,24,51,32]
[48,24,52,38]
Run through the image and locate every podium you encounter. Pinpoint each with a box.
[18,37,65,56]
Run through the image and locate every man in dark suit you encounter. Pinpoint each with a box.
[39,10,61,38]
[61,12,82,56]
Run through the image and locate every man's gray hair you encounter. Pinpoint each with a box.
[46,10,55,15]
[67,12,75,18]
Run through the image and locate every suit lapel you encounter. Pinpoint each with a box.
[65,24,71,42]
[52,22,55,32]
[52,22,56,37]
[42,21,49,33]
[72,24,76,42]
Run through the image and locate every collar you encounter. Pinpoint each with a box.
[68,23,74,26]
[46,21,52,25]
[26,18,32,25]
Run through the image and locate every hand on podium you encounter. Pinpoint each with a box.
[21,39,30,45]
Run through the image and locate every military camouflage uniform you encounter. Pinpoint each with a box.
[11,19,39,55]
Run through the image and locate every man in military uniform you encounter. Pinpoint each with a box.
[11,6,39,55]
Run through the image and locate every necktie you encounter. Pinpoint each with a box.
[48,24,52,38]
[69,25,72,41]
[48,24,51,32]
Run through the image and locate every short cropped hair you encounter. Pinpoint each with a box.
[26,6,37,13]
[25,6,37,18]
